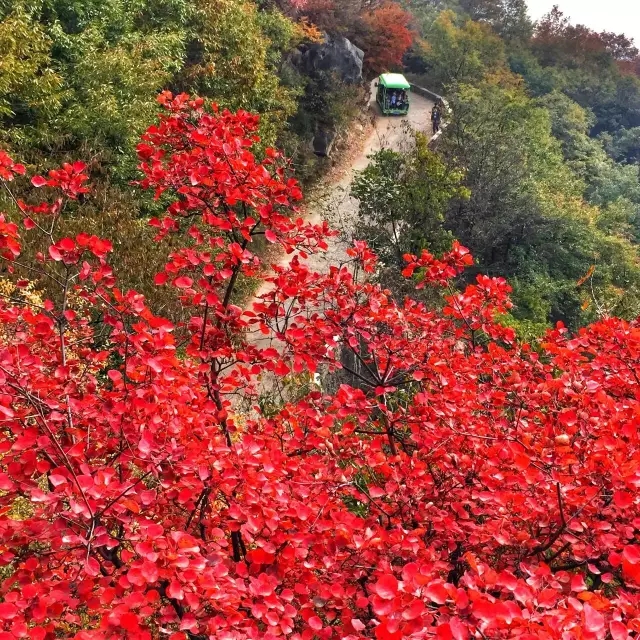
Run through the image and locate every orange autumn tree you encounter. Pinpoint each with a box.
[1,96,640,639]
[359,3,414,75]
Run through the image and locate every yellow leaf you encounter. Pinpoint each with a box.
[576,265,595,287]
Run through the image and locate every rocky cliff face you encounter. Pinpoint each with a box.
[311,125,338,157]
[299,34,364,156]
[299,34,364,84]
[287,34,365,157]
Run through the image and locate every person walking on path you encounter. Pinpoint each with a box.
[431,104,441,134]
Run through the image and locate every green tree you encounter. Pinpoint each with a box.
[458,0,532,42]
[0,0,187,178]
[531,7,640,133]
[403,0,640,332]
[600,126,640,164]
[441,78,640,329]
[540,91,640,208]
[415,10,507,90]
[353,132,467,260]
[508,48,559,96]
[0,10,62,145]
[52,25,184,179]
[175,0,299,145]
[1,0,301,173]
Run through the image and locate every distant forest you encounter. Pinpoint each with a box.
[360,0,640,335]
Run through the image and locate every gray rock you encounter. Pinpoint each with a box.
[300,34,364,84]
[312,126,338,157]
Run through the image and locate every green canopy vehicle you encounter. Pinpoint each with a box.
[375,73,410,116]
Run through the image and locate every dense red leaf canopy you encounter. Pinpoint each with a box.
[0,95,640,639]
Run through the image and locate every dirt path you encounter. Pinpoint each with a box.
[250,81,435,303]
[236,83,435,400]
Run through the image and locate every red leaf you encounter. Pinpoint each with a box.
[59,237,75,251]
[610,621,630,640]
[425,582,449,605]
[174,276,193,289]
[167,580,184,600]
[570,574,587,592]
[623,545,640,564]
[48,245,63,261]
[31,175,47,188]
[0,603,17,620]
[49,474,67,487]
[614,490,634,508]
[374,574,398,600]
[0,473,14,490]
[402,599,425,620]
[0,405,14,419]
[436,624,454,640]
[448,619,469,640]
[308,616,323,631]
[352,619,366,632]
[85,557,101,577]
[120,613,140,632]
[375,620,402,640]
[558,408,577,426]
[583,603,605,635]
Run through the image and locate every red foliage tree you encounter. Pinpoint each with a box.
[358,2,414,75]
[1,96,640,639]
[534,7,640,75]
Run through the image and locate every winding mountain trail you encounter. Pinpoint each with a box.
[252,83,435,301]
[237,83,436,398]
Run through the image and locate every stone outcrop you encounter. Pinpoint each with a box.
[299,34,364,84]
[289,34,364,157]
[312,126,338,157]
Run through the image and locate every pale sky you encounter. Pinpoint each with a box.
[526,0,640,44]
